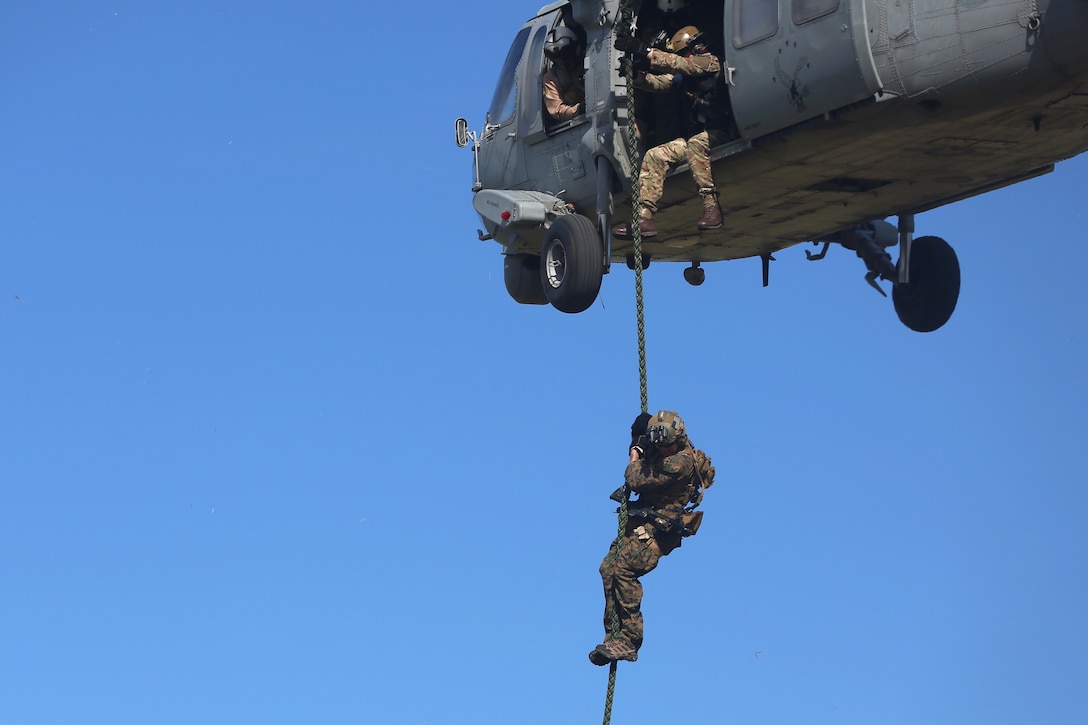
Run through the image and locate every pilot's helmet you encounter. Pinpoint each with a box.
[647,410,686,446]
[545,26,582,63]
[666,25,704,54]
[657,0,687,12]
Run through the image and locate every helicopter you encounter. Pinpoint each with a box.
[455,0,1088,331]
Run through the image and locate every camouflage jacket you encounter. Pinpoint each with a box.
[624,442,697,519]
[636,50,727,131]
[636,49,721,93]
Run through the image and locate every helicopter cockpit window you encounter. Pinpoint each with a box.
[793,0,838,24]
[541,15,587,130]
[734,0,779,47]
[488,27,532,126]
[520,24,549,132]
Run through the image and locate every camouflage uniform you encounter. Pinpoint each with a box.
[543,65,584,123]
[597,439,698,658]
[635,49,727,218]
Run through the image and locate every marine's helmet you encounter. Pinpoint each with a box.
[666,25,704,54]
[647,410,686,446]
[545,26,582,63]
[657,0,687,12]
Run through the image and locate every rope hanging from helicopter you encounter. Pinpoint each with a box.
[624,15,650,420]
[600,1,645,724]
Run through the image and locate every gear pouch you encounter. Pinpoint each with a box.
[681,510,703,537]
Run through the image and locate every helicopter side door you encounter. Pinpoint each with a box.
[724,0,882,139]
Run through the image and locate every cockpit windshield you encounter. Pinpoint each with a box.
[487,27,532,125]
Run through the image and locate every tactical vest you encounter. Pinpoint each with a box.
[627,441,715,544]
[680,58,729,132]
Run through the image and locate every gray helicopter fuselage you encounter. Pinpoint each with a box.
[467,0,1088,264]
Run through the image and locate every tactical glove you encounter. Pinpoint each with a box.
[630,412,653,444]
[615,33,649,57]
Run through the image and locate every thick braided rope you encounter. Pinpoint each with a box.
[627,32,649,415]
[603,3,646,723]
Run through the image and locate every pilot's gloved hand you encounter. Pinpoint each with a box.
[615,33,648,58]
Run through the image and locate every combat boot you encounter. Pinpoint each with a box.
[588,647,611,666]
[590,640,639,664]
[697,203,723,231]
[613,204,658,239]
[612,217,657,239]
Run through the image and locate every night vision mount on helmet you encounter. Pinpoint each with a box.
[647,410,685,445]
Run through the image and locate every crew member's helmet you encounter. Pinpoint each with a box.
[657,0,687,12]
[545,26,582,63]
[666,25,704,54]
[647,410,686,445]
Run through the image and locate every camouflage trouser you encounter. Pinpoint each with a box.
[599,533,662,651]
[638,128,729,213]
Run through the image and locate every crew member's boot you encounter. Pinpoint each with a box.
[697,189,723,231]
[612,204,657,239]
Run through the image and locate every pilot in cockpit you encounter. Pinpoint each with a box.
[543,26,585,124]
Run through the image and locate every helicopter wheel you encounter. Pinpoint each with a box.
[683,263,705,286]
[892,235,960,332]
[540,214,603,314]
[503,253,548,305]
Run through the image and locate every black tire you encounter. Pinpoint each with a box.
[683,265,705,286]
[503,254,548,305]
[539,214,603,314]
[892,235,960,332]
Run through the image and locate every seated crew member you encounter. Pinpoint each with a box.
[543,26,585,123]
[613,26,730,237]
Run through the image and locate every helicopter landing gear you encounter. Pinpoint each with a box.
[503,253,548,305]
[811,219,960,332]
[892,235,960,332]
[540,213,604,314]
[683,262,705,286]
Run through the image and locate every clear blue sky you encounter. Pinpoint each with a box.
[3,3,1087,724]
